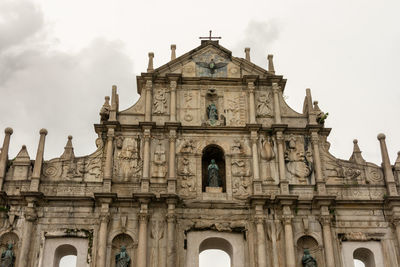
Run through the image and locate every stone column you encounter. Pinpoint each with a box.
[320,215,335,267]
[168,130,177,193]
[269,218,280,267]
[0,127,13,190]
[141,128,151,192]
[169,80,177,122]
[97,214,110,267]
[311,131,326,194]
[137,203,149,267]
[393,219,400,251]
[248,81,256,124]
[103,127,115,192]
[283,217,295,267]
[276,131,288,194]
[272,83,282,124]
[18,201,37,267]
[282,204,295,267]
[166,199,177,267]
[144,79,153,122]
[251,131,262,194]
[30,128,48,192]
[255,217,267,267]
[377,133,398,196]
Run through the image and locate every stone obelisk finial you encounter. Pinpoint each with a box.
[268,54,275,74]
[377,133,398,196]
[147,52,154,72]
[30,128,48,191]
[349,139,365,164]
[109,85,118,121]
[245,48,251,61]
[171,45,176,60]
[60,135,74,160]
[0,127,13,190]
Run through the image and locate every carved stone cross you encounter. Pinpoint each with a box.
[199,30,221,41]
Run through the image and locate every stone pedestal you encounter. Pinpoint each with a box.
[206,187,223,193]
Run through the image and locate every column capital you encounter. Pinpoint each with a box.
[282,215,292,225]
[166,213,176,223]
[24,207,37,222]
[100,213,110,224]
[318,215,331,226]
[272,82,281,93]
[254,216,265,225]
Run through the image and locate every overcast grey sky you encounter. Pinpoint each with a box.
[0,0,399,265]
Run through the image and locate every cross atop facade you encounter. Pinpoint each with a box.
[199,30,221,41]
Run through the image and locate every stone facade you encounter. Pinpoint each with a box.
[0,40,399,267]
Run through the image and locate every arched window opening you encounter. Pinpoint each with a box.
[53,244,77,267]
[202,145,226,192]
[199,249,230,267]
[353,247,375,267]
[199,237,232,267]
[354,259,366,267]
[59,255,77,267]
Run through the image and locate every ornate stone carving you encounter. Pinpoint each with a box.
[260,136,275,161]
[114,137,142,182]
[153,88,167,114]
[257,92,273,117]
[179,139,196,154]
[152,141,167,178]
[231,159,251,177]
[99,96,111,121]
[178,157,196,198]
[233,176,250,199]
[285,135,313,184]
[231,139,243,154]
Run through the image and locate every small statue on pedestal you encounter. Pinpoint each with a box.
[208,159,220,187]
[115,246,130,267]
[302,249,317,267]
[0,244,15,267]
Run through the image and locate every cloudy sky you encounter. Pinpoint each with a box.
[0,0,399,265]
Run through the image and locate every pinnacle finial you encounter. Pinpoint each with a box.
[147,52,154,72]
[245,48,251,61]
[61,135,74,160]
[268,54,275,74]
[349,138,365,164]
[171,44,176,60]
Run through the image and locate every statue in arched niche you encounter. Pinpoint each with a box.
[302,249,317,267]
[207,103,218,124]
[208,159,220,187]
[115,246,131,267]
[0,243,15,267]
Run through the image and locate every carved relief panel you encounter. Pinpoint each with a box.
[284,135,314,184]
[178,90,201,126]
[113,135,142,182]
[223,91,246,126]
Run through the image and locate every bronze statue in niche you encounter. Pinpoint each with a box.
[202,145,225,191]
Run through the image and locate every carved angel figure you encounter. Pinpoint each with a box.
[196,59,227,74]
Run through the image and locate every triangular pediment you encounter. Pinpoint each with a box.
[154,41,270,78]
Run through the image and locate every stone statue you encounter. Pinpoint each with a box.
[302,249,317,267]
[0,244,15,267]
[207,159,220,187]
[115,246,130,267]
[207,103,218,122]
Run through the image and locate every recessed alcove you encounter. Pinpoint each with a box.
[202,144,226,192]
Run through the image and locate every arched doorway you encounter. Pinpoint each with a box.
[202,145,226,192]
[199,237,232,267]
